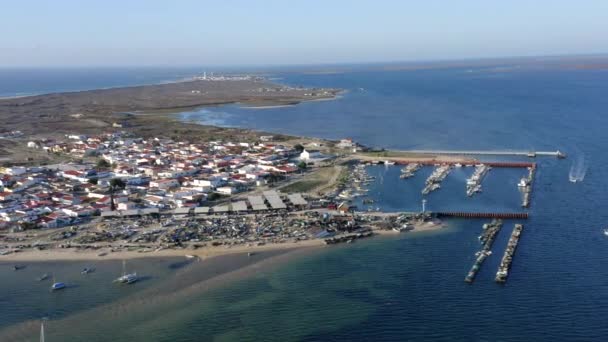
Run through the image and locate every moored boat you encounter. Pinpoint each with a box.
[81,267,94,275]
[51,282,66,291]
[114,260,139,284]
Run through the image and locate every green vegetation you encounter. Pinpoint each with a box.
[207,192,222,201]
[336,167,350,186]
[280,180,324,193]
[109,178,126,211]
[96,158,111,169]
[19,222,39,231]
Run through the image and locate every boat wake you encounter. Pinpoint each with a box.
[568,153,588,183]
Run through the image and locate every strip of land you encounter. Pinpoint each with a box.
[0,77,339,159]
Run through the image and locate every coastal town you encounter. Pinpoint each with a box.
[0,131,439,259]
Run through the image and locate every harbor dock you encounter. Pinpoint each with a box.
[519,165,536,208]
[495,224,524,283]
[389,160,536,169]
[435,212,529,219]
[394,149,566,159]
[422,164,452,194]
[466,164,491,197]
[400,163,421,179]
[465,220,503,283]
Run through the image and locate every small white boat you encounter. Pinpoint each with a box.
[51,282,66,291]
[50,274,66,291]
[603,229,608,237]
[518,177,530,187]
[185,254,197,259]
[114,260,139,284]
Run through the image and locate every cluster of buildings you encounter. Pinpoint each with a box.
[193,73,262,82]
[0,133,310,230]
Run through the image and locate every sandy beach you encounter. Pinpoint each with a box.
[0,237,325,262]
[0,221,443,263]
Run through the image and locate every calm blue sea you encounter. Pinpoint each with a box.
[2,65,608,341]
[0,67,204,98]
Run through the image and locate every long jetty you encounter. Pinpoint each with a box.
[435,212,529,219]
[520,165,535,208]
[396,150,566,159]
[393,160,536,169]
[495,224,524,283]
[465,220,503,283]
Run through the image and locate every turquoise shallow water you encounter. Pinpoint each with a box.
[2,65,608,341]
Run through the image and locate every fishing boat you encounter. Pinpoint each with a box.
[81,267,94,274]
[393,223,414,232]
[51,275,66,291]
[114,260,139,284]
[51,282,66,291]
[13,265,25,271]
[37,273,50,282]
[518,177,530,187]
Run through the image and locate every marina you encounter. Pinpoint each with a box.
[465,220,503,284]
[496,224,524,283]
[422,164,452,194]
[466,164,491,197]
[400,163,422,179]
[0,62,605,342]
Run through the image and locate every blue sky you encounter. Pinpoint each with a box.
[1,0,607,67]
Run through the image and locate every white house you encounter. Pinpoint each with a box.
[6,167,27,176]
[216,186,237,195]
[299,149,323,161]
[337,138,355,148]
[149,179,179,190]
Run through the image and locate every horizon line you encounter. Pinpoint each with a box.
[1,52,607,70]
